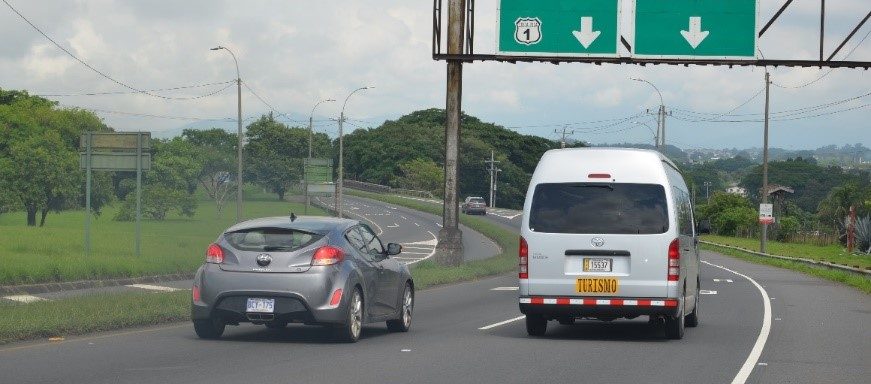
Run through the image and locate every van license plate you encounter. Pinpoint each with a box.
[246,298,275,313]
[583,258,612,272]
[576,278,619,293]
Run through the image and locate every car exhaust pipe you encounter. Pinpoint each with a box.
[246,313,275,321]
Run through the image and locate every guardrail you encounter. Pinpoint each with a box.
[342,180,435,199]
[700,240,871,277]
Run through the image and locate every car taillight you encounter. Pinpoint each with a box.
[519,236,529,279]
[192,285,201,302]
[667,238,680,282]
[206,243,224,264]
[312,246,345,266]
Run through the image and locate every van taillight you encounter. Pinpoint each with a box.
[519,236,529,279]
[667,238,680,281]
[206,243,224,264]
[312,246,345,266]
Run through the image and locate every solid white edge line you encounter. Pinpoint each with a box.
[702,260,772,384]
[478,315,526,330]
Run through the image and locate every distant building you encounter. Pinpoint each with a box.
[726,185,747,197]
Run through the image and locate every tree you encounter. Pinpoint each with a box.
[182,129,237,215]
[0,131,80,226]
[394,158,444,196]
[114,138,200,221]
[244,114,321,200]
[696,192,755,236]
[817,183,871,226]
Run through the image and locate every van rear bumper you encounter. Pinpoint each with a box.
[519,296,680,318]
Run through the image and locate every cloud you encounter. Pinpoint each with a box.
[0,0,866,149]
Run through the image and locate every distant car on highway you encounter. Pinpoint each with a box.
[191,216,414,342]
[461,196,488,215]
[519,148,700,339]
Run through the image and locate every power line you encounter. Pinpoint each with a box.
[673,91,871,122]
[35,80,235,98]
[1,0,226,101]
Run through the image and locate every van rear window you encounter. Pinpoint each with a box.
[225,228,322,252]
[529,183,669,234]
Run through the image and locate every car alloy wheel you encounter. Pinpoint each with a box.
[350,290,363,340]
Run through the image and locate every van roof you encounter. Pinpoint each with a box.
[531,147,681,185]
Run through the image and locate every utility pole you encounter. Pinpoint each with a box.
[434,0,466,267]
[210,46,243,223]
[485,150,500,207]
[760,70,771,253]
[555,126,575,148]
[494,167,502,208]
[306,98,334,215]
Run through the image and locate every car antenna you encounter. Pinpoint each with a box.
[290,212,297,222]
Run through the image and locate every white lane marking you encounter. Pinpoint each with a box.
[404,231,439,265]
[479,315,526,330]
[435,222,443,228]
[700,290,718,295]
[402,238,438,246]
[127,284,181,292]
[401,349,411,352]
[712,279,734,283]
[387,223,399,228]
[490,287,519,291]
[400,251,432,255]
[414,223,420,227]
[702,260,772,384]
[401,216,407,220]
[490,211,523,220]
[401,246,434,250]
[4,295,48,303]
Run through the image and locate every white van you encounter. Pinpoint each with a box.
[519,148,699,339]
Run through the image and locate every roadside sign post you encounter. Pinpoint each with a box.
[633,0,758,58]
[304,158,334,215]
[498,0,620,57]
[80,132,151,257]
[759,203,774,225]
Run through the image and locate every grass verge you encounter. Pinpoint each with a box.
[0,193,327,285]
[345,190,518,289]
[702,235,869,269]
[0,291,190,345]
[701,243,870,294]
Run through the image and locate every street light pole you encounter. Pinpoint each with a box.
[306,98,335,215]
[631,78,665,150]
[633,121,657,146]
[336,86,371,219]
[211,45,243,223]
[761,70,772,253]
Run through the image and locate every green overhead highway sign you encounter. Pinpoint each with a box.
[498,0,620,57]
[633,0,758,58]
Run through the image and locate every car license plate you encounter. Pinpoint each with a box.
[246,298,275,313]
[576,278,618,293]
[583,258,612,272]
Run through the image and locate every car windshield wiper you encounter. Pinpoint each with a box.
[572,184,614,191]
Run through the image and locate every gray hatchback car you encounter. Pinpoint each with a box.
[191,216,414,342]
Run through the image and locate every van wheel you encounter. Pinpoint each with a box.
[665,300,685,340]
[686,285,699,328]
[526,315,547,336]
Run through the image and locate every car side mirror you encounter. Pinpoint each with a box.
[386,243,402,256]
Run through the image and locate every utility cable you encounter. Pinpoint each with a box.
[2,0,226,101]
[36,80,235,98]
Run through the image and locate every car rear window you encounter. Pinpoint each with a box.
[224,227,323,251]
[470,198,485,204]
[529,183,669,234]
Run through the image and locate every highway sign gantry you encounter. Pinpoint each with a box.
[633,0,758,58]
[498,0,620,57]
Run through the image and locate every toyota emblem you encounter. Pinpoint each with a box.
[256,253,272,267]
[591,237,605,247]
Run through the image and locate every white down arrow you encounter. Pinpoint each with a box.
[572,17,600,49]
[680,16,709,49]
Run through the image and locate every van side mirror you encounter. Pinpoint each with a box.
[696,220,711,235]
[386,243,402,256]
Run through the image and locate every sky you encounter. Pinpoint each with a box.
[0,0,868,150]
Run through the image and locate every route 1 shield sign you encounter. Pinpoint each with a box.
[514,17,542,45]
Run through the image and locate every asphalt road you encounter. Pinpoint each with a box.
[1,199,868,384]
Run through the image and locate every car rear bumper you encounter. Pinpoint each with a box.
[518,296,680,318]
[191,264,351,325]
